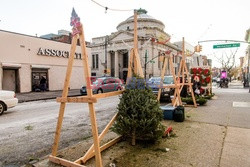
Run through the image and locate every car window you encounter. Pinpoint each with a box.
[149,77,161,83]
[163,76,173,84]
[107,79,115,84]
[93,78,104,85]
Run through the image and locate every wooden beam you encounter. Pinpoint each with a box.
[79,136,122,164]
[56,97,97,103]
[157,56,168,101]
[126,48,134,84]
[79,26,102,167]
[51,35,78,156]
[49,155,86,167]
[133,10,138,73]
[75,114,118,164]
[92,90,123,99]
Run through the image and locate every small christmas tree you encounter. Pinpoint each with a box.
[113,76,164,145]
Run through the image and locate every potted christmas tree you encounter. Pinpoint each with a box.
[113,76,164,145]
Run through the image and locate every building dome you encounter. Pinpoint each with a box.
[116,9,165,31]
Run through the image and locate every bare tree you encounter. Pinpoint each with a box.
[214,48,238,81]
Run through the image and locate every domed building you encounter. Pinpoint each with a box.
[91,9,181,81]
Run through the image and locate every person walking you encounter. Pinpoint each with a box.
[193,76,201,96]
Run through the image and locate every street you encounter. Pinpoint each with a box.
[0,96,120,166]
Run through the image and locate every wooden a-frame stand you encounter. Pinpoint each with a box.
[157,51,182,106]
[49,24,123,167]
[49,10,143,167]
[172,37,197,107]
[126,10,144,79]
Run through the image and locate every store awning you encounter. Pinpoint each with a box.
[31,65,51,69]
[2,63,22,69]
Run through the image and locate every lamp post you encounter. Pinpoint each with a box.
[248,45,250,92]
[104,35,109,70]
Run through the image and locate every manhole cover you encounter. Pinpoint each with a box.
[233,102,250,108]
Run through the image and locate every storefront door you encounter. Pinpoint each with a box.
[32,69,48,92]
[3,69,17,92]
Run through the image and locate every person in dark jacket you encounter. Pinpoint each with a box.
[40,76,47,91]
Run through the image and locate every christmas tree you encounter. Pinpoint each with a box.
[113,76,164,145]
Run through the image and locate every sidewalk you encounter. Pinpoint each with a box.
[16,89,81,103]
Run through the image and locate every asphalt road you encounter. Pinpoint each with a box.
[0,96,120,166]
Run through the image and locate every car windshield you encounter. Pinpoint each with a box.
[148,77,161,83]
[163,76,173,84]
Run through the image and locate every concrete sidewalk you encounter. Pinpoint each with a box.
[16,89,81,103]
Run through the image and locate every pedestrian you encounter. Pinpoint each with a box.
[193,76,201,96]
[180,75,188,97]
[40,76,47,91]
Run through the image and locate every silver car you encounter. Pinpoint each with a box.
[147,76,174,101]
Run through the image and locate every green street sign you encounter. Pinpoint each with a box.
[213,43,240,49]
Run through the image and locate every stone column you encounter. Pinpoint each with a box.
[107,51,111,74]
[114,51,119,78]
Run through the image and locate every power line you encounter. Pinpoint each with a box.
[91,0,133,13]
[198,39,250,44]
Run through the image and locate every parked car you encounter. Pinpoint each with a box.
[147,76,174,101]
[0,90,18,115]
[80,76,124,95]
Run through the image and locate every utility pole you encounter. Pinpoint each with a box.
[248,45,250,92]
[144,50,148,79]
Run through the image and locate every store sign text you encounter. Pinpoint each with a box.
[37,48,82,59]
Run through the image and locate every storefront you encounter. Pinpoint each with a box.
[0,30,91,93]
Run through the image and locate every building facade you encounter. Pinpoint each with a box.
[0,30,91,93]
[244,28,250,87]
[91,9,182,81]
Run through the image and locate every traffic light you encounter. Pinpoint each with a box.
[195,45,203,52]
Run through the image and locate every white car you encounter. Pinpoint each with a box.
[0,90,18,115]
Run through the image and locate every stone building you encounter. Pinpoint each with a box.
[91,9,182,81]
[0,30,91,93]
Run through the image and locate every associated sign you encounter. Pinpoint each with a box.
[37,48,82,59]
[213,43,240,49]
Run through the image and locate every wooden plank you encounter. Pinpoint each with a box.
[134,50,144,78]
[56,97,97,103]
[133,10,138,73]
[161,85,178,88]
[92,90,123,99]
[126,48,134,84]
[79,27,102,167]
[52,35,78,156]
[80,136,122,164]
[49,155,86,167]
[157,56,168,101]
[75,114,118,164]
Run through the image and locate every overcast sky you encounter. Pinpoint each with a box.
[1,0,249,67]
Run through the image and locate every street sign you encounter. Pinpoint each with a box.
[213,43,240,49]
